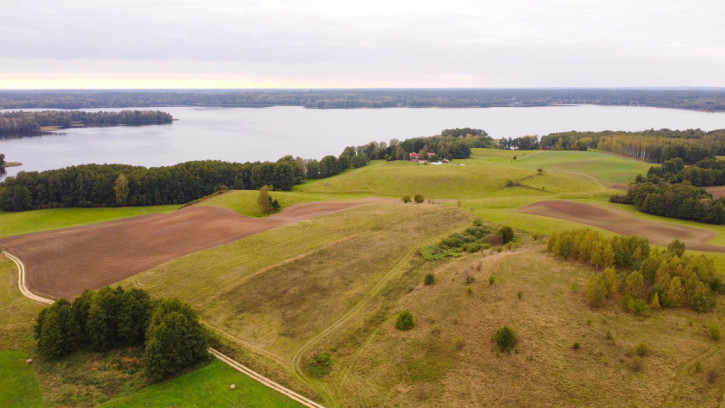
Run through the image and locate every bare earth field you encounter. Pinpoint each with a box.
[705,186,725,199]
[0,200,383,299]
[516,200,725,252]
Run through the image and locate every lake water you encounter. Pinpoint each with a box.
[2,105,725,180]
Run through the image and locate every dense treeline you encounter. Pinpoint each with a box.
[0,159,306,211]
[529,129,725,164]
[610,181,725,224]
[0,128,491,211]
[646,157,725,187]
[547,229,720,313]
[0,110,173,138]
[34,287,208,380]
[3,89,725,111]
[0,153,4,167]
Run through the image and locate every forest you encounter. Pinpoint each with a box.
[2,89,725,111]
[0,128,482,211]
[610,181,725,224]
[501,128,725,164]
[547,229,719,313]
[0,110,173,138]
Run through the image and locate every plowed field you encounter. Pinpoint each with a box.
[0,200,380,299]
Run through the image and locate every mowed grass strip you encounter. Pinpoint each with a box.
[0,350,42,408]
[97,359,303,408]
[0,205,179,238]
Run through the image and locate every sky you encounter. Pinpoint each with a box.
[2,0,724,89]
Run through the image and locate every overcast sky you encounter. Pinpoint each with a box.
[2,0,724,89]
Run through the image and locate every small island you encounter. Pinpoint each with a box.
[0,110,173,139]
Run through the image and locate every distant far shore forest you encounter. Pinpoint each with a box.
[1,88,725,111]
[0,110,173,139]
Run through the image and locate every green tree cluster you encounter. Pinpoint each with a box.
[611,180,725,224]
[34,287,208,380]
[548,229,720,313]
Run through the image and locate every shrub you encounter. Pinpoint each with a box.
[485,233,503,246]
[414,193,425,204]
[464,273,475,285]
[709,324,721,341]
[517,291,523,300]
[307,352,333,377]
[406,285,414,293]
[585,275,607,308]
[624,272,645,298]
[453,337,465,350]
[573,342,580,350]
[650,292,661,310]
[499,226,514,244]
[488,275,496,285]
[402,194,412,203]
[395,311,414,330]
[667,239,686,257]
[494,326,518,352]
[424,273,435,285]
[695,361,703,372]
[635,343,649,357]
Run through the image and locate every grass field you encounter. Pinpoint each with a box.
[97,360,303,408]
[324,246,725,407]
[0,205,179,238]
[3,147,725,407]
[0,350,42,408]
[198,190,360,217]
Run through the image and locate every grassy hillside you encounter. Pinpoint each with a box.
[326,246,724,407]
[0,205,179,238]
[198,190,359,217]
[122,203,475,403]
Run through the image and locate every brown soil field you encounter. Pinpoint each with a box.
[705,185,725,199]
[516,200,725,253]
[0,199,384,299]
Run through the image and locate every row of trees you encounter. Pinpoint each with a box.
[646,157,725,187]
[0,160,304,211]
[0,128,498,211]
[34,287,208,380]
[546,229,720,313]
[3,89,725,111]
[610,181,725,224]
[0,110,173,138]
[0,153,4,167]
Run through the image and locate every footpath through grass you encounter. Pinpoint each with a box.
[97,359,303,408]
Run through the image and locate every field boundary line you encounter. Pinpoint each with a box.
[4,250,325,408]
[3,250,53,305]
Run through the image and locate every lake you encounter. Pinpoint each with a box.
[2,105,725,180]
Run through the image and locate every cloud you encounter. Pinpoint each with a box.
[1,0,724,87]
